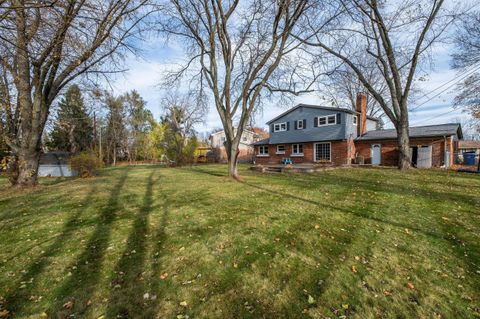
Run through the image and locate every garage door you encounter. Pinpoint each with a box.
[417,146,432,168]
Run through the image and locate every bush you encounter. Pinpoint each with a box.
[69,152,103,178]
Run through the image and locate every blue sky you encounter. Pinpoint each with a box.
[112,39,470,135]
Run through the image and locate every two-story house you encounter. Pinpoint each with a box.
[210,128,265,162]
[254,93,463,168]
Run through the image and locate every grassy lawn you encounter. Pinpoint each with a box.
[0,165,479,319]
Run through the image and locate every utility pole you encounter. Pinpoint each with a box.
[99,126,103,162]
[93,111,97,151]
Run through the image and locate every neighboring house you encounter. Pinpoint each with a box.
[38,152,77,177]
[254,93,463,168]
[457,140,480,165]
[210,128,264,162]
[458,140,480,155]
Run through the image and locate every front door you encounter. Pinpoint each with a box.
[371,144,381,165]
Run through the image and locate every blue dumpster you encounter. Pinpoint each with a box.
[464,152,476,165]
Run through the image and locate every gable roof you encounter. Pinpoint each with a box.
[356,123,463,141]
[266,104,379,124]
[253,138,269,146]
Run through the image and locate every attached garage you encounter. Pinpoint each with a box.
[355,124,463,168]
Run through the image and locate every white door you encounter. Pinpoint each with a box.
[417,146,432,168]
[371,144,381,165]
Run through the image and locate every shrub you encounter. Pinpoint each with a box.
[69,152,103,178]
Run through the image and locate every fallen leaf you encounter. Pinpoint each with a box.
[314,225,320,229]
[342,304,349,310]
[307,295,315,305]
[40,312,48,318]
[0,309,10,318]
[383,290,392,296]
[143,293,150,300]
[86,299,93,306]
[302,308,309,313]
[233,262,238,268]
[406,282,415,289]
[351,265,358,273]
[160,272,168,280]
[180,300,188,307]
[97,316,105,319]
[63,301,74,310]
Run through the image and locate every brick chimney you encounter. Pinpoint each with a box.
[356,92,368,136]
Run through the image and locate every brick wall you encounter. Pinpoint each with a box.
[254,140,352,166]
[355,137,451,167]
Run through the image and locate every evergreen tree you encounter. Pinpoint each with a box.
[49,85,93,153]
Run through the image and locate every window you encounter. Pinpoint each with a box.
[297,120,304,129]
[315,143,331,162]
[317,115,336,126]
[242,136,248,142]
[221,137,226,142]
[327,115,336,124]
[292,144,303,155]
[353,115,358,125]
[276,145,285,154]
[274,122,287,132]
[258,146,268,156]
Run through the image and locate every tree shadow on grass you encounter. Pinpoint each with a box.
[240,180,451,243]
[49,168,130,318]
[4,184,99,316]
[104,171,158,318]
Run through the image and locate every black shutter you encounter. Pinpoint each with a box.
[303,119,306,129]
[294,120,297,130]
[314,117,318,127]
[270,124,274,133]
[337,113,341,124]
[286,122,290,130]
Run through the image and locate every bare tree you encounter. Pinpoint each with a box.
[157,0,310,178]
[160,92,206,165]
[299,0,455,170]
[452,11,480,128]
[0,0,149,187]
[320,63,387,121]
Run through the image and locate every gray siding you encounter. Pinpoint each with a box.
[366,119,377,131]
[269,106,352,144]
[344,113,358,139]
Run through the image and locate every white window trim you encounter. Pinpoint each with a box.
[276,145,286,154]
[297,120,304,129]
[353,115,358,126]
[273,122,287,132]
[317,115,337,127]
[313,142,332,162]
[291,144,304,157]
[257,145,269,157]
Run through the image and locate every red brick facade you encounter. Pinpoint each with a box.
[355,137,454,167]
[255,140,355,166]
[255,136,456,167]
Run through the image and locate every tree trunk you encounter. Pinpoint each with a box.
[397,122,411,170]
[226,142,240,179]
[113,145,117,166]
[16,150,40,187]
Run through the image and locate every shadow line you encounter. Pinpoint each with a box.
[5,183,99,316]
[49,168,130,317]
[104,171,157,318]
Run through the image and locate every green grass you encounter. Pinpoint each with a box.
[0,165,479,319]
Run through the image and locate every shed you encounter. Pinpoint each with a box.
[38,152,77,177]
